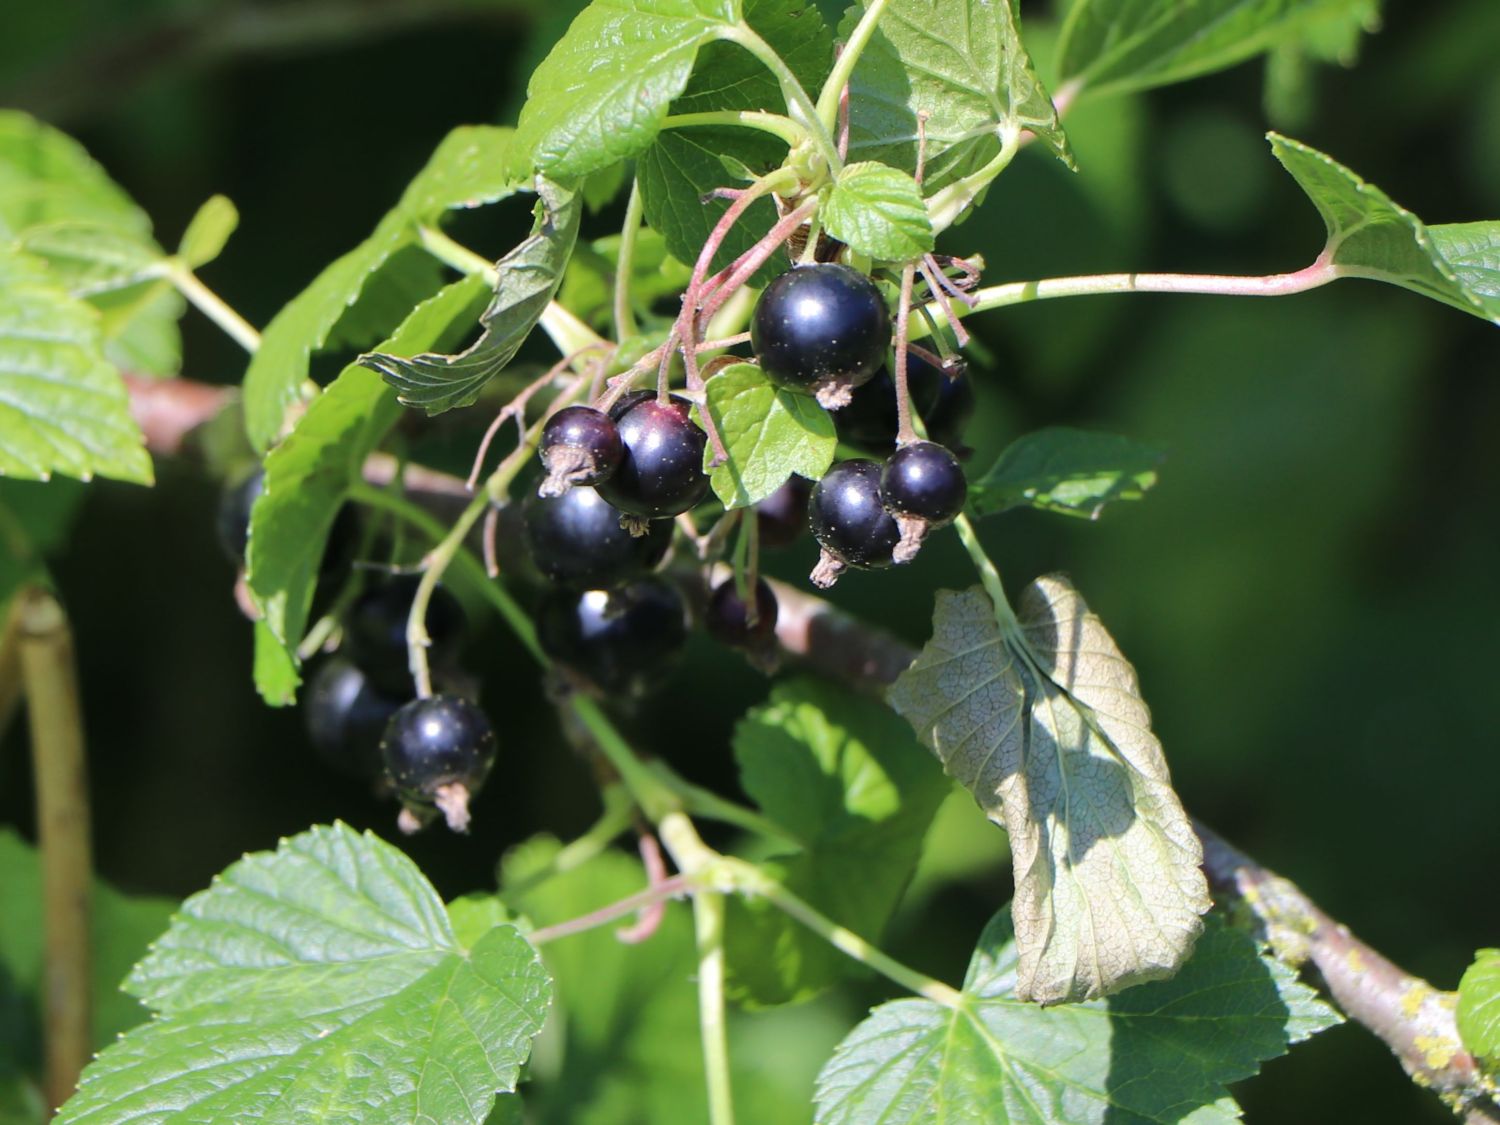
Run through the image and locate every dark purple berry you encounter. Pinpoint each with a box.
[538,405,624,496]
[523,486,671,589]
[880,441,967,563]
[537,577,688,697]
[344,575,467,696]
[594,395,709,525]
[751,263,890,407]
[706,577,779,667]
[381,694,496,832]
[304,659,402,781]
[808,460,900,587]
[755,476,811,549]
[834,354,944,452]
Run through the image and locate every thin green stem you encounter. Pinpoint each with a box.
[815,0,889,133]
[572,698,682,823]
[911,257,1340,338]
[647,762,799,848]
[165,263,261,352]
[741,861,965,1008]
[694,891,736,1125]
[613,180,645,343]
[722,24,842,176]
[663,110,808,150]
[502,784,638,899]
[926,128,1022,234]
[952,513,1021,637]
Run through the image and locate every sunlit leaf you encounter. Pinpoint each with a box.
[889,581,1208,1004]
[822,161,932,261]
[697,363,836,509]
[177,195,239,269]
[1458,949,1500,1065]
[969,427,1164,519]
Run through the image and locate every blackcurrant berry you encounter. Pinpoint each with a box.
[834,354,943,452]
[594,395,709,528]
[304,659,402,781]
[381,694,496,833]
[881,441,967,562]
[706,576,779,670]
[537,577,688,697]
[523,486,671,589]
[808,460,901,588]
[751,263,890,407]
[538,405,624,496]
[755,476,811,549]
[344,574,467,696]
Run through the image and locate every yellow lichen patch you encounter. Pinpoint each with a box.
[1402,981,1435,1019]
[1415,1034,1460,1071]
[1347,947,1367,974]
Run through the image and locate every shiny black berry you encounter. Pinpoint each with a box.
[537,577,688,697]
[304,659,403,781]
[706,577,779,670]
[538,405,624,496]
[834,354,944,452]
[881,441,967,563]
[381,694,496,832]
[751,263,890,407]
[344,575,467,696]
[808,460,901,588]
[594,395,709,526]
[755,476,811,549]
[523,486,672,589]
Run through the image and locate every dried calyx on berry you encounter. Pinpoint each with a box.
[381,694,496,834]
[880,440,968,563]
[808,459,901,588]
[751,263,890,409]
[594,393,710,534]
[537,405,624,497]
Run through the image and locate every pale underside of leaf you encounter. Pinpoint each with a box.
[888,581,1207,1004]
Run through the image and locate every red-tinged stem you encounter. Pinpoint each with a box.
[697,198,819,327]
[527,873,695,946]
[893,262,918,446]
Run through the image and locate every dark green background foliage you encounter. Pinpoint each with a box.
[2,1,1498,1121]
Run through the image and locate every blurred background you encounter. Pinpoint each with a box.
[2,1,1498,1121]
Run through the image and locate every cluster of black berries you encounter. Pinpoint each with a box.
[218,472,497,834]
[750,263,972,588]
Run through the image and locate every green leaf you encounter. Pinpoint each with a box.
[247,274,491,704]
[637,0,831,283]
[512,0,745,182]
[242,125,522,450]
[889,581,1209,1004]
[841,0,1071,196]
[361,178,580,414]
[15,222,164,297]
[0,248,152,485]
[969,427,1164,519]
[0,829,176,1055]
[725,678,949,1006]
[815,909,1341,1124]
[56,824,551,1125]
[822,162,933,261]
[177,195,239,269]
[697,363,836,509]
[0,111,150,240]
[1431,222,1500,303]
[1271,133,1500,324]
[1058,0,1372,99]
[1458,949,1500,1064]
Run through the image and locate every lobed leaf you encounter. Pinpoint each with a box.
[242,125,522,450]
[1057,0,1374,99]
[1458,949,1500,1065]
[969,427,1164,520]
[512,0,744,182]
[247,275,491,704]
[840,0,1071,196]
[1271,133,1500,324]
[889,581,1209,1004]
[360,177,580,414]
[697,363,836,509]
[725,678,949,1005]
[56,824,550,1125]
[815,908,1341,1124]
[637,0,831,284]
[0,248,152,485]
[821,161,933,261]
